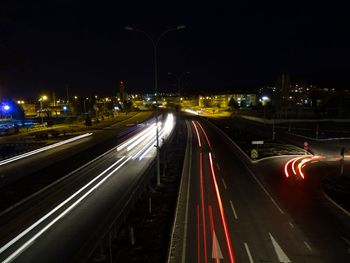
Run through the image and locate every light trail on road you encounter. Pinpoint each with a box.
[0,156,128,262]
[190,120,235,263]
[0,133,92,167]
[209,152,235,263]
[284,155,326,179]
[0,113,176,262]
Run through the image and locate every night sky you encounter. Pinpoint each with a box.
[1,1,349,99]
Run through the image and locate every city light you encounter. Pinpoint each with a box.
[3,105,10,111]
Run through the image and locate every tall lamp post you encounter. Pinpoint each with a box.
[125,25,185,186]
[39,95,48,124]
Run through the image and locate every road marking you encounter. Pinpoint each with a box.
[269,233,291,263]
[221,178,227,190]
[207,121,285,214]
[229,200,238,219]
[208,205,223,262]
[244,242,254,263]
[1,156,130,263]
[321,177,350,218]
[208,153,235,263]
[247,167,285,214]
[212,230,224,260]
[288,222,294,228]
[304,241,312,251]
[180,122,192,263]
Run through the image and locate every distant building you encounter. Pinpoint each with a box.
[199,93,256,109]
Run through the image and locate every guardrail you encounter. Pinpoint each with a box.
[167,121,191,263]
[81,117,177,262]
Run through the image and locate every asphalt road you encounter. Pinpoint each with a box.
[179,116,349,262]
[0,112,154,211]
[0,112,174,262]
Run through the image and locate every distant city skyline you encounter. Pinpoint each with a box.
[1,1,349,98]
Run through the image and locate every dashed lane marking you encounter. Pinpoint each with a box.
[229,200,238,220]
[244,242,254,263]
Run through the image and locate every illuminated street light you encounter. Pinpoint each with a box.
[125,24,186,186]
[39,95,48,124]
[260,95,270,121]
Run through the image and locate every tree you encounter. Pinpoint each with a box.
[85,116,92,126]
[228,97,238,110]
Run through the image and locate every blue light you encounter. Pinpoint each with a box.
[3,105,10,111]
[63,106,68,111]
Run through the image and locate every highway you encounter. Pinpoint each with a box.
[0,113,175,262]
[173,116,350,262]
[0,112,154,211]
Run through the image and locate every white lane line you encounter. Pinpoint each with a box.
[244,242,254,263]
[221,178,227,190]
[181,122,192,263]
[304,241,312,251]
[229,200,238,219]
[289,222,294,228]
[207,121,286,215]
[246,166,285,214]
[269,233,291,263]
[321,177,350,218]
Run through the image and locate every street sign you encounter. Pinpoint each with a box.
[252,141,264,145]
[251,149,258,159]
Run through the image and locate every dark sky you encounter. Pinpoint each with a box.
[1,1,350,99]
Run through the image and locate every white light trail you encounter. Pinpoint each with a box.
[132,113,174,160]
[127,126,157,151]
[1,114,176,261]
[138,129,166,160]
[0,133,93,167]
[117,123,156,151]
[184,109,199,115]
[0,156,128,260]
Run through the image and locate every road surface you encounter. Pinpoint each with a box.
[174,116,349,262]
[0,113,175,262]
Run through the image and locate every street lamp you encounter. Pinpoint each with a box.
[260,96,270,123]
[39,95,48,124]
[125,25,186,186]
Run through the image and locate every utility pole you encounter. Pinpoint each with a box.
[66,84,70,103]
[53,92,56,107]
[125,25,185,187]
